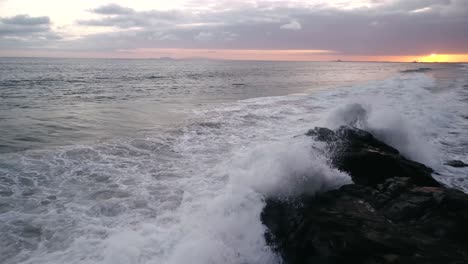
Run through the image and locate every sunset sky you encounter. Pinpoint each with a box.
[0,0,467,61]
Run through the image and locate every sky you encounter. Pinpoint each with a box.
[0,0,467,61]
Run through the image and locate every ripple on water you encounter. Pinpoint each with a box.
[90,189,131,200]
[87,201,127,217]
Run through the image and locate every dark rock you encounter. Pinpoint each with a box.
[306,126,440,187]
[262,127,468,264]
[445,160,468,168]
[263,178,468,264]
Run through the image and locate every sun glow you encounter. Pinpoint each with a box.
[417,53,468,63]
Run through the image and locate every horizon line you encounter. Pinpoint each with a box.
[0,56,467,64]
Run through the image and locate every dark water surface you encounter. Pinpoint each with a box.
[1,58,417,153]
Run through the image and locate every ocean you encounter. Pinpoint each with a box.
[1,58,467,264]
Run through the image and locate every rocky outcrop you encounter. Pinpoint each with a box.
[306,127,440,187]
[262,126,468,264]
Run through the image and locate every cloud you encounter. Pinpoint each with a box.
[90,4,134,15]
[77,16,152,28]
[159,34,178,41]
[78,6,185,29]
[0,14,53,36]
[0,14,61,49]
[221,31,239,41]
[194,32,214,42]
[1,0,468,57]
[1,14,50,25]
[280,20,302,30]
[67,1,468,55]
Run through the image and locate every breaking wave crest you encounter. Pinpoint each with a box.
[1,71,468,264]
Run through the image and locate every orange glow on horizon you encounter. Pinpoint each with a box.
[414,53,468,63]
[1,49,468,63]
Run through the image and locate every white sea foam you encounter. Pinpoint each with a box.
[325,74,440,166]
[1,71,468,264]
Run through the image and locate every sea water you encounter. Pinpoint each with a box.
[0,58,467,263]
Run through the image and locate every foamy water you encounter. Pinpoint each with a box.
[1,60,467,264]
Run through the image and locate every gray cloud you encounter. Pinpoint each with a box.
[381,0,452,13]
[0,14,61,48]
[0,14,51,35]
[90,3,135,15]
[78,4,186,29]
[2,0,468,56]
[280,20,302,30]
[1,14,50,25]
[194,32,214,42]
[68,0,468,55]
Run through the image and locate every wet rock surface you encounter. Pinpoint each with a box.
[262,126,468,264]
[306,127,440,187]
